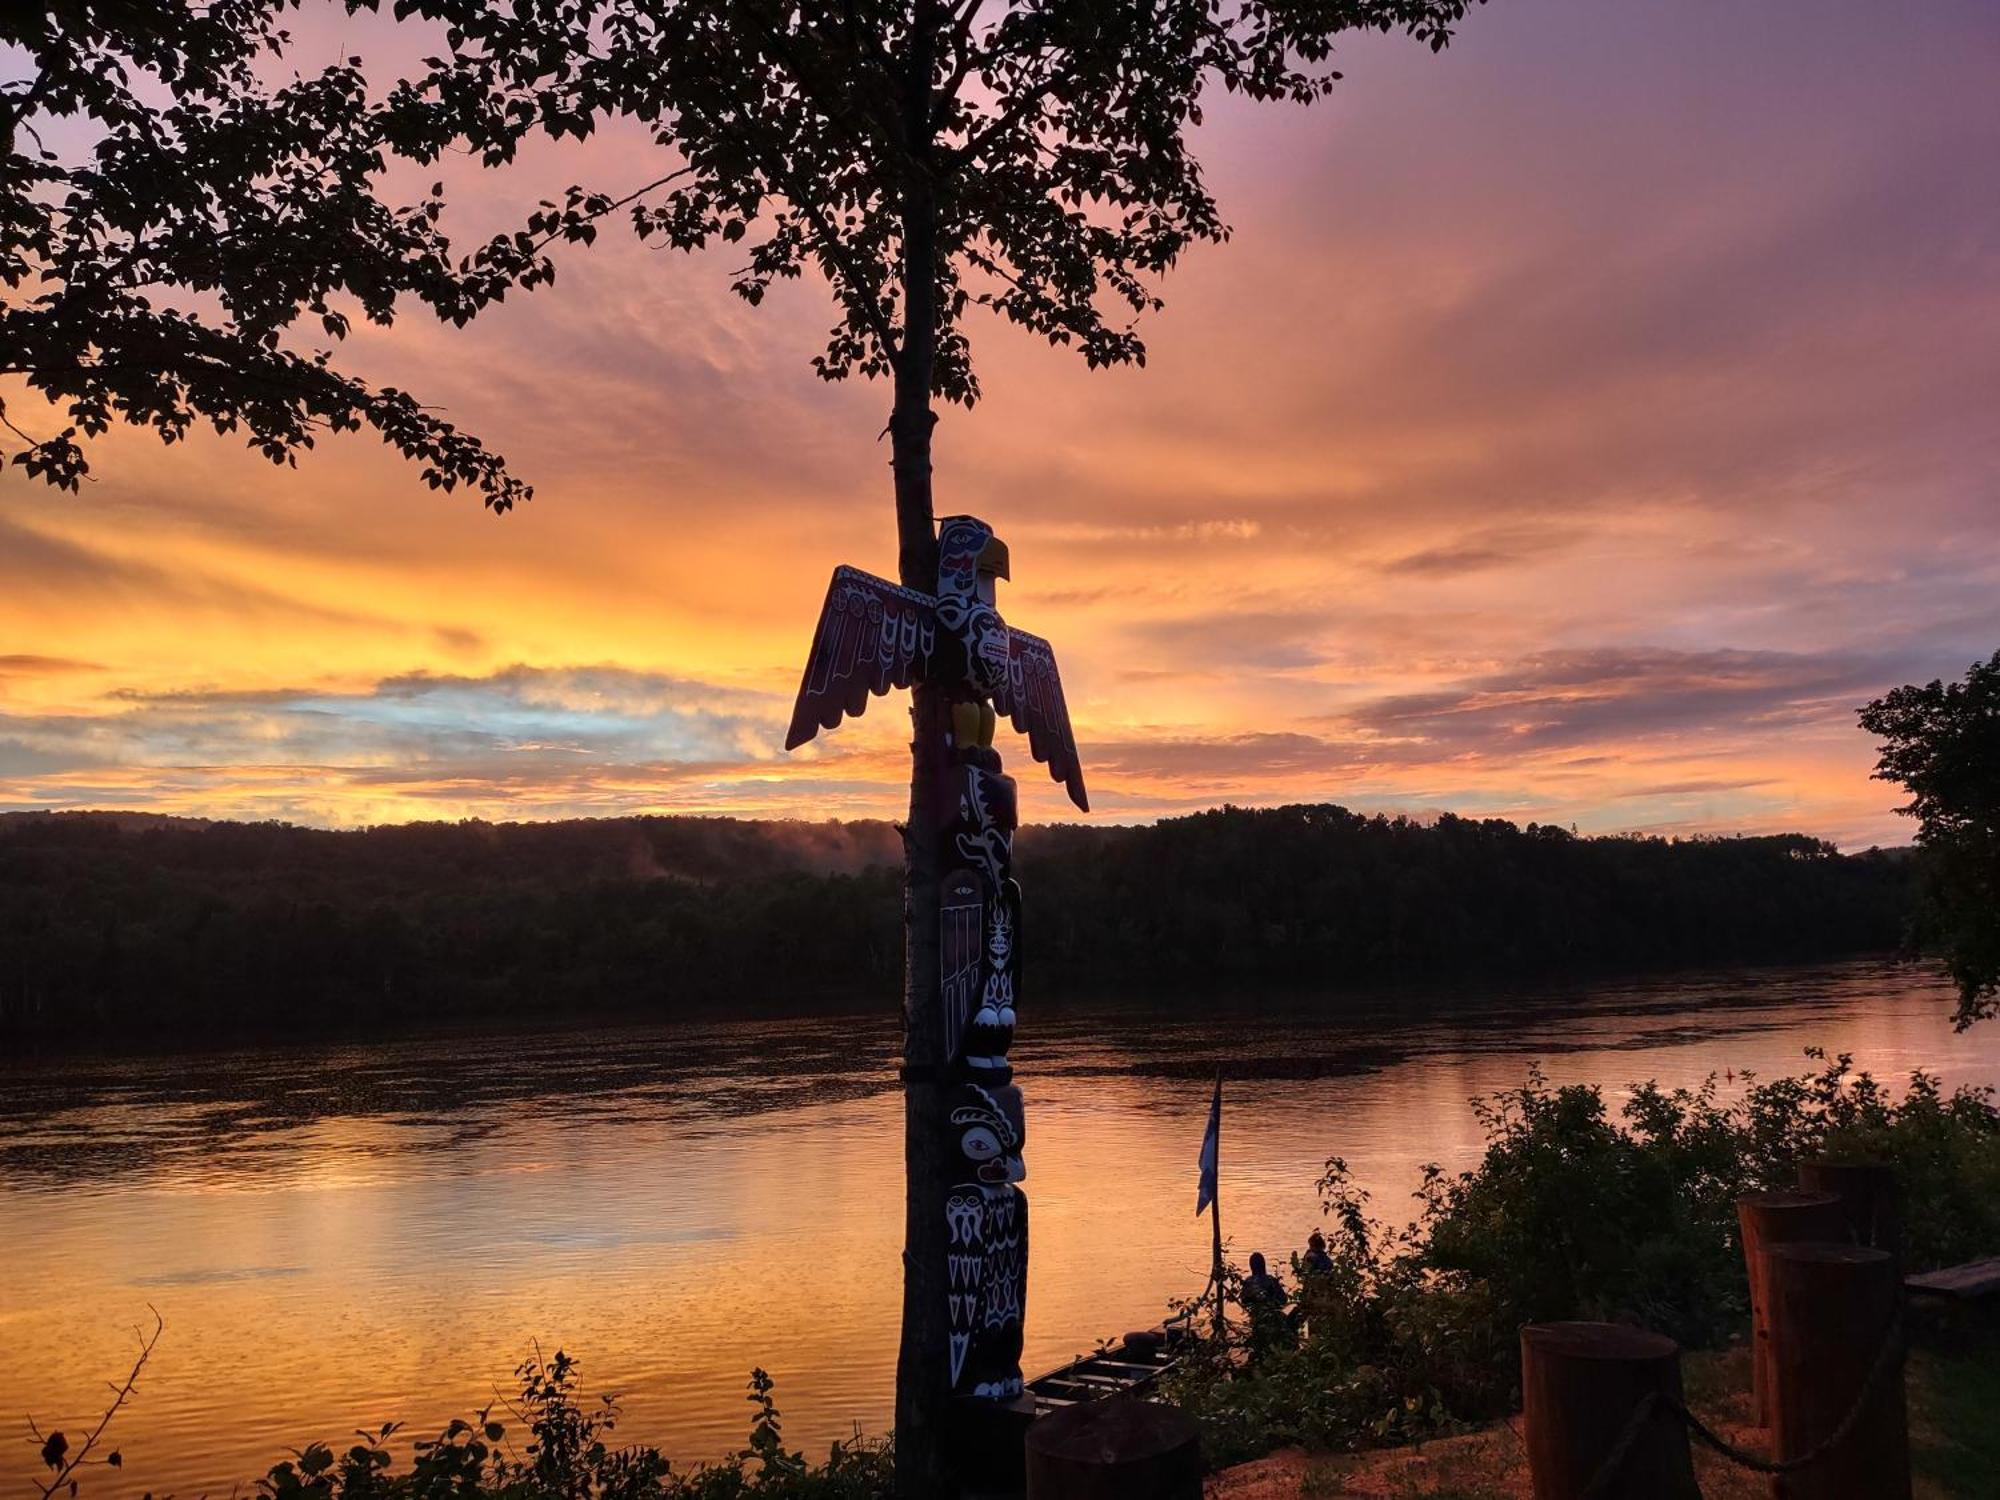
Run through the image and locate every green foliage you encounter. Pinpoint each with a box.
[0,807,1911,1039]
[1165,1051,2000,1467]
[255,1352,891,1500]
[1908,1324,2000,1498]
[1417,1069,1745,1350]
[1860,650,2000,1027]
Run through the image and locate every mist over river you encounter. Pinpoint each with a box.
[3,958,1993,1496]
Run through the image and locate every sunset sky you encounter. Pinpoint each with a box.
[2,0,1995,847]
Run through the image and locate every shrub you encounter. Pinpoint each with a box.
[1165,1050,2000,1466]
[256,1352,891,1500]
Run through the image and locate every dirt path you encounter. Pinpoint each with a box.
[1203,1347,1771,1500]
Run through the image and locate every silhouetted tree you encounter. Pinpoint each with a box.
[1861,651,2000,1027]
[0,807,1910,1039]
[1,4,526,503]
[6,5,1486,1486]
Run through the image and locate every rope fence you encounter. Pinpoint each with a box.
[1580,1314,1905,1499]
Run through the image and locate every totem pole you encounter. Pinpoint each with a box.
[786,515,1088,1438]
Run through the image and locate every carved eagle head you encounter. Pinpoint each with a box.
[938,515,1010,606]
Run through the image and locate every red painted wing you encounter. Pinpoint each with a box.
[994,627,1089,812]
[785,566,937,750]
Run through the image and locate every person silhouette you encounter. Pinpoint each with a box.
[1302,1229,1335,1276]
[1240,1251,1294,1356]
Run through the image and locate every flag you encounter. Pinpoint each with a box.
[1195,1073,1221,1217]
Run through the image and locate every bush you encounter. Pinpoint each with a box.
[257,1353,891,1500]
[1164,1050,2000,1466]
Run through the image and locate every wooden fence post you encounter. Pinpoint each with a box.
[1737,1189,1846,1426]
[1765,1243,1908,1500]
[1024,1395,1201,1500]
[1519,1322,1699,1500]
[1797,1158,1902,1263]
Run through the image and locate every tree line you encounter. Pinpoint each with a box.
[0,806,1909,1042]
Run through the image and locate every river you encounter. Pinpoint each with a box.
[1,957,1992,1495]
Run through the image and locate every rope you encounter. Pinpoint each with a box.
[1577,1391,1665,1500]
[1579,1315,1903,1499]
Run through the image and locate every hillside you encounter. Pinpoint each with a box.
[0,808,1912,1038]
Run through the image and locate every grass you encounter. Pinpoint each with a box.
[1908,1311,2000,1498]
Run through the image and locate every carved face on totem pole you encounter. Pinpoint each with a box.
[935,514,1013,714]
[945,1081,1027,1399]
[784,515,1087,1411]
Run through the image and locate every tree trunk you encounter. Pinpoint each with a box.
[891,10,947,1496]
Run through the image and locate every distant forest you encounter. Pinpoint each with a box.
[0,808,1911,1039]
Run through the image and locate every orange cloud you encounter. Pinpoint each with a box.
[3,1,1997,848]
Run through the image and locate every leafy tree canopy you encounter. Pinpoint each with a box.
[2,1,529,502]
[3,0,1477,503]
[1861,650,2000,1026]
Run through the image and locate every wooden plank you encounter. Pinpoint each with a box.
[1904,1256,2000,1299]
[1024,1327,1188,1417]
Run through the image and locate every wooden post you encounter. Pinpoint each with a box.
[1765,1243,1908,1500]
[1024,1395,1202,1500]
[1737,1189,1846,1426]
[1797,1158,1902,1263]
[1518,1322,1699,1500]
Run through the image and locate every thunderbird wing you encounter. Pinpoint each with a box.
[786,566,937,750]
[993,627,1089,812]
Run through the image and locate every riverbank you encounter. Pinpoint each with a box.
[1157,1044,1999,1480]
[1207,1327,2000,1497]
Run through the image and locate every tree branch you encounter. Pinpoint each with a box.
[937,0,988,105]
[520,165,697,257]
[950,67,1066,166]
[31,1308,162,1498]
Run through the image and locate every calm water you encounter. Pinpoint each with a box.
[3,958,1994,1496]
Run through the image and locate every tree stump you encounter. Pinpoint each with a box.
[1518,1322,1699,1500]
[1024,1395,1201,1500]
[1765,1243,1908,1500]
[1737,1189,1846,1426]
[952,1395,1037,1497]
[1798,1158,1902,1262]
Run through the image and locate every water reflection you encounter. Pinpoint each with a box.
[1,958,1990,1497]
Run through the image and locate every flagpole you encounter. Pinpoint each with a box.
[1210,1067,1225,1346]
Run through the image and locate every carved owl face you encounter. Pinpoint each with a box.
[950,1083,1026,1185]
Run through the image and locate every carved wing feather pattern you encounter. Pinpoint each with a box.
[994,628,1089,812]
[786,566,936,750]
[940,869,985,1064]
